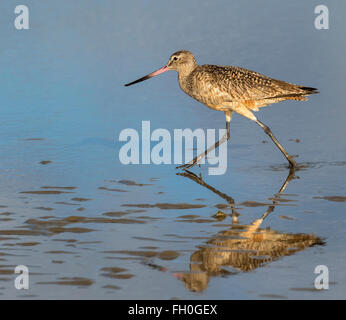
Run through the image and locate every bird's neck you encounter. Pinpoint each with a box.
[178,64,198,87]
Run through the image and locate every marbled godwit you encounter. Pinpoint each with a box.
[124,50,318,170]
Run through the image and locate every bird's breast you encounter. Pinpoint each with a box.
[178,72,206,103]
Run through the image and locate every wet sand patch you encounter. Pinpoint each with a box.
[37,277,93,286]
[101,267,134,279]
[158,251,179,260]
[41,186,77,190]
[122,203,206,209]
[103,249,180,261]
[47,227,95,234]
[55,202,78,206]
[314,196,346,202]
[34,207,55,211]
[103,284,121,290]
[132,236,186,243]
[238,201,273,207]
[117,180,153,187]
[102,211,132,217]
[103,250,158,258]
[126,209,146,213]
[215,204,230,209]
[164,234,210,240]
[135,216,161,220]
[45,250,75,254]
[7,242,40,247]
[98,187,128,192]
[178,215,201,219]
[52,239,77,243]
[0,236,19,241]
[39,216,55,219]
[0,269,14,275]
[103,256,143,261]
[40,161,52,165]
[101,267,128,273]
[71,197,92,202]
[0,212,14,216]
[25,216,146,234]
[175,218,215,223]
[22,138,45,141]
[0,230,42,236]
[268,197,297,203]
[63,216,146,224]
[20,190,73,195]
[279,215,296,221]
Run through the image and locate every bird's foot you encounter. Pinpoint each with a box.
[176,159,199,170]
[288,156,298,170]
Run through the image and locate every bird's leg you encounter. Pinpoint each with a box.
[226,120,230,139]
[176,132,229,170]
[225,111,232,138]
[255,119,297,169]
[176,111,232,170]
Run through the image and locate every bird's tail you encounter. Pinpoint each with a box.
[283,86,319,101]
[299,86,319,95]
[268,86,319,101]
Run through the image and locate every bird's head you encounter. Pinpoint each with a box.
[124,50,196,87]
[166,50,197,72]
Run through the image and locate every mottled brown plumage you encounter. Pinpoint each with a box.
[171,50,317,120]
[124,50,318,170]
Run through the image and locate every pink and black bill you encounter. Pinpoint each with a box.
[124,65,169,86]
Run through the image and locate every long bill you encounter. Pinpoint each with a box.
[124,65,169,87]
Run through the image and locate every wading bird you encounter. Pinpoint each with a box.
[124,50,318,170]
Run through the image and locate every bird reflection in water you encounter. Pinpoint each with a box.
[174,169,324,292]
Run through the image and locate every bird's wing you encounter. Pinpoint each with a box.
[192,65,303,106]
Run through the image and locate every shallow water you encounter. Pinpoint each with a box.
[0,1,346,299]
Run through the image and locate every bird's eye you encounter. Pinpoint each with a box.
[173,57,178,61]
